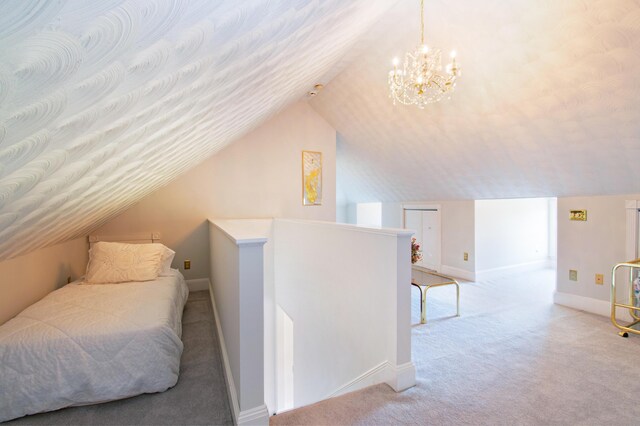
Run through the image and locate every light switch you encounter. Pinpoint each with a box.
[184,260,191,270]
[595,274,604,285]
[569,270,578,281]
[463,252,468,261]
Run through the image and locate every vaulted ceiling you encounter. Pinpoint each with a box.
[0,0,395,261]
[3,0,640,261]
[310,0,640,203]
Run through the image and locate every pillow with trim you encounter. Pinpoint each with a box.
[84,242,165,284]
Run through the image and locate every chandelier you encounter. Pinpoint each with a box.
[388,0,460,108]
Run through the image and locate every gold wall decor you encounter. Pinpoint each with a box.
[570,210,587,221]
[302,151,322,206]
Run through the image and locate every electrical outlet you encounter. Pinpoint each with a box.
[463,252,469,261]
[595,273,604,285]
[569,269,578,281]
[184,260,191,270]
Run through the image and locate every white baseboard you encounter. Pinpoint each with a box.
[326,362,390,399]
[553,291,610,317]
[208,281,269,426]
[186,278,209,292]
[440,265,476,282]
[475,259,550,282]
[237,404,270,425]
[385,361,416,392]
[320,360,415,408]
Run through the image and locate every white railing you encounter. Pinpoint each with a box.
[208,220,271,425]
[209,219,415,424]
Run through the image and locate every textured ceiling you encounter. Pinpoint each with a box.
[0,0,395,261]
[310,0,640,203]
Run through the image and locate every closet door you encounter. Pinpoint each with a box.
[404,209,441,271]
[421,210,441,271]
[405,210,424,268]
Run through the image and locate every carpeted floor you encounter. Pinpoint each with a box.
[271,268,640,425]
[7,291,233,426]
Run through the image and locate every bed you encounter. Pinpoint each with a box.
[0,239,189,422]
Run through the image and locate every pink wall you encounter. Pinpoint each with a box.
[0,237,88,324]
[96,101,337,280]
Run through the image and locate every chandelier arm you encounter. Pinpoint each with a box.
[430,79,444,92]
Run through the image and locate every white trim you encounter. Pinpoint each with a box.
[625,200,639,209]
[208,280,240,423]
[553,291,610,317]
[385,362,417,392]
[282,361,416,416]
[440,265,476,282]
[475,259,551,281]
[326,362,390,399]
[625,200,639,262]
[209,219,270,246]
[237,404,270,425]
[186,278,209,292]
[208,280,269,426]
[277,218,413,237]
[401,203,441,211]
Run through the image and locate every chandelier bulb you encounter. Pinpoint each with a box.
[450,50,457,58]
[392,57,399,66]
[421,45,429,54]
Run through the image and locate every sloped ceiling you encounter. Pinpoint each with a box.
[310,0,640,203]
[0,0,396,261]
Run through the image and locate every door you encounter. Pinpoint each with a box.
[421,210,441,270]
[404,208,441,271]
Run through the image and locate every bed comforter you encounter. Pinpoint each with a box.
[0,269,189,422]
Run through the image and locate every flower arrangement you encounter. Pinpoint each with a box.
[411,237,423,264]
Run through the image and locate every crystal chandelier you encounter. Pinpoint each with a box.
[388,0,460,108]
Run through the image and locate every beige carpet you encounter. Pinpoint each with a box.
[271,268,640,425]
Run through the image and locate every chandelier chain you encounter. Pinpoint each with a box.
[420,0,424,45]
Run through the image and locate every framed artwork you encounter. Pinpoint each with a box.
[302,151,322,206]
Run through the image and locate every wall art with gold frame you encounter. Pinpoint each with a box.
[302,151,322,206]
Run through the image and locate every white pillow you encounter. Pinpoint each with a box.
[159,245,176,276]
[85,242,165,284]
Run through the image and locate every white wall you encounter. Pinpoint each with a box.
[95,101,337,280]
[556,194,640,312]
[475,198,550,273]
[382,201,476,280]
[0,238,88,324]
[549,198,558,260]
[272,219,414,409]
[356,202,382,227]
[440,201,476,278]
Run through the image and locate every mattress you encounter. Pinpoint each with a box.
[0,269,189,422]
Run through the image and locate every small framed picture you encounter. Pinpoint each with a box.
[302,151,322,206]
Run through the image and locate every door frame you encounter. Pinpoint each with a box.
[625,200,640,261]
[402,204,442,272]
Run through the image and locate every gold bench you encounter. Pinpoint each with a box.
[411,265,460,324]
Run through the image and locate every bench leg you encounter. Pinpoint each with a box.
[412,283,426,324]
[421,287,427,324]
